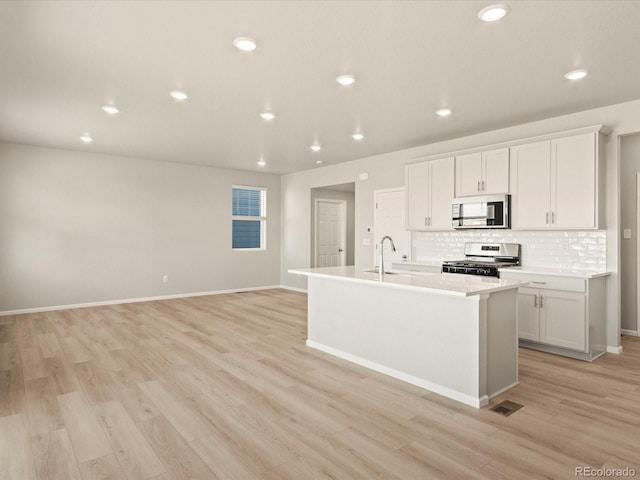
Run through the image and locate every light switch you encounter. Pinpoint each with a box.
[363,238,371,246]
[359,172,369,181]
[624,229,632,239]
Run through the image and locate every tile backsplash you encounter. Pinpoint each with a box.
[413,230,607,272]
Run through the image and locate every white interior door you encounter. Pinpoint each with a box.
[374,188,409,270]
[316,199,346,268]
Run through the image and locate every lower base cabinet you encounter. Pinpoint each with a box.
[500,271,607,361]
[518,287,586,351]
[540,290,586,351]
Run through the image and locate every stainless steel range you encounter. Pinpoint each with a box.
[442,243,521,277]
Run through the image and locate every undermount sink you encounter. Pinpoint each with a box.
[363,268,406,275]
[364,267,437,277]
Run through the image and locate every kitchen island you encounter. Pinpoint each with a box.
[289,266,526,408]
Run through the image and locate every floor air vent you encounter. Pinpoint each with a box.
[490,400,523,417]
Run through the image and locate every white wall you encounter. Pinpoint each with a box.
[282,98,640,349]
[620,133,640,333]
[0,142,281,312]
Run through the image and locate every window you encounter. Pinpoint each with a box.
[232,186,267,250]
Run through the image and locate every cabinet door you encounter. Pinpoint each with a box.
[517,287,540,341]
[482,148,509,194]
[455,152,482,197]
[405,162,430,230]
[510,141,551,229]
[539,290,587,351]
[428,157,455,229]
[551,133,596,229]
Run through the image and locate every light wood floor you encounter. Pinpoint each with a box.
[1,289,639,479]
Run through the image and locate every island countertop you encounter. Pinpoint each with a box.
[289,266,526,297]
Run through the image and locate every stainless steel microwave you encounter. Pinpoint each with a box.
[452,194,510,229]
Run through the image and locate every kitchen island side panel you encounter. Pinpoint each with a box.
[486,288,519,396]
[306,275,489,405]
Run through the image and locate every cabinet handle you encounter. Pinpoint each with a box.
[551,212,555,224]
[540,295,544,308]
[531,281,547,285]
[477,181,481,192]
[546,212,549,224]
[482,180,485,191]
[428,217,432,226]
[534,295,538,308]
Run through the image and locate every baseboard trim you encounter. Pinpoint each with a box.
[607,345,624,355]
[621,329,638,336]
[278,285,308,293]
[0,285,282,316]
[489,381,520,400]
[306,339,489,408]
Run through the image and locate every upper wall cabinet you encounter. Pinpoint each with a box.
[510,132,604,230]
[455,148,509,197]
[405,157,455,231]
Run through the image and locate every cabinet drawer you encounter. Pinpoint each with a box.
[501,272,586,293]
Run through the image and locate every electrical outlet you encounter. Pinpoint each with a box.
[624,229,632,239]
[162,275,168,283]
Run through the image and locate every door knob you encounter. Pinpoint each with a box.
[338,249,344,252]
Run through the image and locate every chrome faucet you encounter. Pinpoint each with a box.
[379,236,396,279]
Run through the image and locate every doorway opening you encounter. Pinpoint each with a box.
[620,132,640,336]
[310,183,355,268]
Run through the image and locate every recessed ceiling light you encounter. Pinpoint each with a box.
[169,90,188,101]
[336,75,356,86]
[478,4,510,22]
[564,69,588,80]
[260,112,275,121]
[310,145,322,152]
[80,135,93,144]
[436,108,452,117]
[257,159,266,167]
[102,105,119,115]
[352,132,364,140]
[234,37,257,52]
[316,160,324,165]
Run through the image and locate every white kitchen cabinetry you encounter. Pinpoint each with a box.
[517,287,586,350]
[510,132,604,229]
[539,290,586,351]
[405,157,454,230]
[500,270,607,361]
[455,148,509,197]
[510,140,551,229]
[516,288,539,342]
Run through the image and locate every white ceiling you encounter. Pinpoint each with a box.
[1,1,639,174]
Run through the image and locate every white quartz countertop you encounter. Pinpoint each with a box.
[289,266,527,297]
[499,266,610,279]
